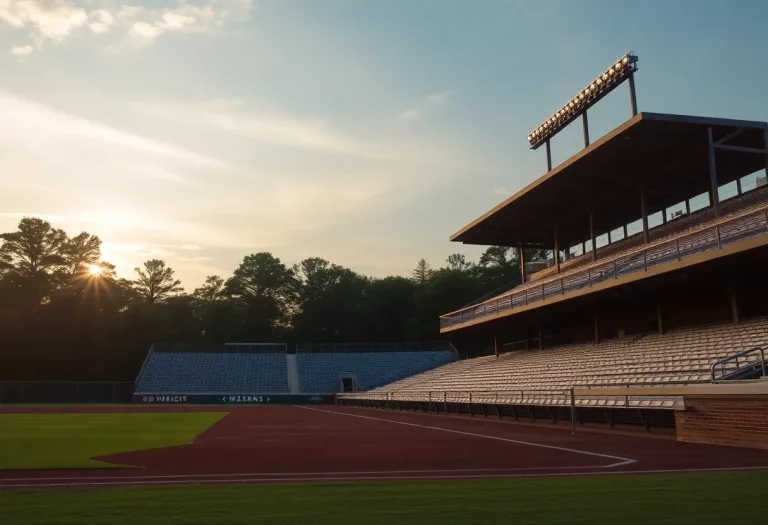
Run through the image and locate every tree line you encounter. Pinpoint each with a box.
[0,217,542,381]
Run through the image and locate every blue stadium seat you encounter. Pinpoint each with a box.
[135,352,289,393]
[297,351,454,393]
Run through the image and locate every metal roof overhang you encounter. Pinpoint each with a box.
[451,112,768,248]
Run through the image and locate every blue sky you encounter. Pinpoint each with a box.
[1,0,767,288]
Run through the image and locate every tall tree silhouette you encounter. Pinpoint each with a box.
[133,259,183,304]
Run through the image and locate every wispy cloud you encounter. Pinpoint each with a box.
[0,91,226,168]
[493,187,511,196]
[399,89,452,121]
[135,99,386,159]
[10,44,34,56]
[1,0,253,56]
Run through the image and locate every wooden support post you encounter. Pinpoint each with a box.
[493,336,500,358]
[593,316,600,344]
[589,211,596,262]
[640,186,649,244]
[656,301,664,335]
[708,127,720,218]
[538,323,543,350]
[729,288,739,324]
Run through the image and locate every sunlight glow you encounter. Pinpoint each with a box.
[87,264,103,277]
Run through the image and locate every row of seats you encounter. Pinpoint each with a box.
[135,349,455,394]
[445,194,768,325]
[135,352,289,393]
[537,184,768,281]
[297,351,454,393]
[348,318,768,408]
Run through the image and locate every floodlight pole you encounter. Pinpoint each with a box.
[628,74,638,116]
[545,139,553,171]
[582,111,590,148]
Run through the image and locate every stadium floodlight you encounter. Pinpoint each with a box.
[528,52,639,150]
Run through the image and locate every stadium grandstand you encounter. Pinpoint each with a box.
[338,53,768,443]
[132,342,456,403]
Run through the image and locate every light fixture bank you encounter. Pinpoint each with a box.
[528,52,639,150]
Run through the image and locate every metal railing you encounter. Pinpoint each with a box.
[441,206,768,329]
[0,381,134,404]
[711,346,766,382]
[296,341,453,353]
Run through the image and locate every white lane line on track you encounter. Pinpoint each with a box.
[3,466,768,489]
[0,465,610,482]
[295,406,636,467]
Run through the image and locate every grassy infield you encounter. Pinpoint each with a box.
[1,413,767,524]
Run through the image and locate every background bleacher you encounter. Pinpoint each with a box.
[297,350,454,393]
[135,351,289,393]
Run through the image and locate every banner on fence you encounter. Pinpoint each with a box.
[133,393,334,405]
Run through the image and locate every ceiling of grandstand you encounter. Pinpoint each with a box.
[452,112,768,248]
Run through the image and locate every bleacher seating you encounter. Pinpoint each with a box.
[535,185,768,283]
[297,351,454,393]
[355,318,768,407]
[135,351,289,393]
[444,192,768,327]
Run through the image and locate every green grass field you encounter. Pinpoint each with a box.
[0,413,225,469]
[1,470,767,524]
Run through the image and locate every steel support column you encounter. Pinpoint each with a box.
[493,336,500,358]
[589,211,597,261]
[707,127,720,218]
[729,288,739,324]
[553,226,561,274]
[538,323,543,351]
[519,244,527,283]
[582,111,590,147]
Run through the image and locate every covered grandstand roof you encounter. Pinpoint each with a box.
[451,112,768,248]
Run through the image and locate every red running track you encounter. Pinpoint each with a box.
[2,405,768,489]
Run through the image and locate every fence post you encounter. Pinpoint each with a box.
[570,387,576,435]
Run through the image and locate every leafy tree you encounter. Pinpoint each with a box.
[63,232,102,274]
[133,259,184,304]
[446,253,473,272]
[0,217,67,277]
[412,258,434,284]
[293,257,369,341]
[226,253,298,338]
[193,275,226,302]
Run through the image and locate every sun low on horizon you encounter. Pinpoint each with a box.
[87,264,103,277]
